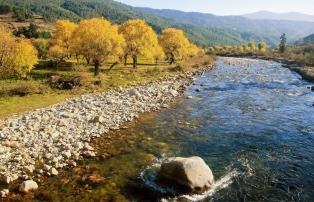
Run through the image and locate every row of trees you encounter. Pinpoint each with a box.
[0,17,202,78]
[48,18,202,75]
[0,24,38,78]
[209,42,268,55]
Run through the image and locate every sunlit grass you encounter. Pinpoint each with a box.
[0,56,214,119]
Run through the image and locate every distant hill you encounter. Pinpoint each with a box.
[1,0,314,47]
[296,33,314,45]
[0,0,266,46]
[243,11,314,22]
[140,8,314,45]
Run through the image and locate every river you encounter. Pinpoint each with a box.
[26,58,314,202]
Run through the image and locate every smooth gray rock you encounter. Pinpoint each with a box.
[19,180,38,193]
[159,156,214,193]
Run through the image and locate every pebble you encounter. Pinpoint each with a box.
[51,168,58,176]
[0,189,9,198]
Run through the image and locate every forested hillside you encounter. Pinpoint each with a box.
[302,34,314,44]
[0,0,301,46]
[140,8,314,44]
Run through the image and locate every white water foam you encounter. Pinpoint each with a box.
[169,170,240,202]
[141,157,253,202]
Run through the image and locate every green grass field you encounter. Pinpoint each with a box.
[0,55,214,119]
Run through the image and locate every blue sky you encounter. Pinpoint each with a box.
[116,0,314,15]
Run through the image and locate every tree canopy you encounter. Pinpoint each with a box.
[48,20,78,62]
[119,19,160,68]
[0,24,38,78]
[159,28,191,64]
[71,18,125,75]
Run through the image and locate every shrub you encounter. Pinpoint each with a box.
[145,66,160,74]
[171,63,190,72]
[48,75,82,90]
[0,80,49,96]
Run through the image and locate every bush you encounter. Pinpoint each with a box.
[171,63,190,72]
[145,66,161,74]
[0,80,49,96]
[0,4,11,14]
[48,75,82,90]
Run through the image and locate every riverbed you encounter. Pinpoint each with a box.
[5,57,314,201]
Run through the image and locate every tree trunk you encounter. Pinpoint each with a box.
[85,57,90,65]
[107,62,119,72]
[168,53,175,65]
[124,54,128,66]
[94,60,100,76]
[132,55,137,68]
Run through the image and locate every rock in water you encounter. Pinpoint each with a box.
[159,156,214,193]
[19,180,38,193]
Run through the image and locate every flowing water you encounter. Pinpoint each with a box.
[19,58,314,201]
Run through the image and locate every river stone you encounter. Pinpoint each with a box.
[159,156,214,193]
[0,189,9,198]
[19,180,38,193]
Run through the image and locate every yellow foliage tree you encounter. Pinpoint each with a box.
[188,44,200,57]
[72,18,125,76]
[248,42,256,52]
[237,45,244,53]
[49,20,78,62]
[0,24,38,78]
[258,42,268,53]
[153,45,165,64]
[119,19,159,68]
[159,28,191,64]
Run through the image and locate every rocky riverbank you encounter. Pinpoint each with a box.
[0,65,213,195]
[217,54,314,82]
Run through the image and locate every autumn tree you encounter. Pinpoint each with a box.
[153,45,164,64]
[48,20,77,62]
[258,42,267,53]
[159,28,191,64]
[119,19,160,68]
[0,24,38,78]
[237,45,244,53]
[248,42,256,52]
[71,18,124,76]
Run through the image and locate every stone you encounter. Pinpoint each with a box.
[159,156,214,193]
[2,176,11,184]
[169,90,179,97]
[129,89,141,99]
[93,116,105,124]
[311,86,314,91]
[19,180,38,193]
[51,168,58,176]
[0,189,9,198]
[24,165,35,173]
[63,151,72,159]
[187,96,193,99]
[83,151,96,157]
[82,174,105,186]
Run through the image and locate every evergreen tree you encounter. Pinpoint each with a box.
[279,33,287,53]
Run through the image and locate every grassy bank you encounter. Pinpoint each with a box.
[0,55,215,119]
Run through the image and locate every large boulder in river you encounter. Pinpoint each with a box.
[159,156,214,193]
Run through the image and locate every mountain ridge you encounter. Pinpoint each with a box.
[140,7,314,44]
[243,11,314,22]
[1,0,314,46]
